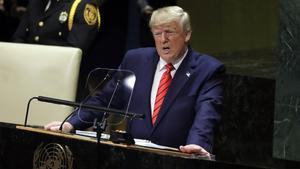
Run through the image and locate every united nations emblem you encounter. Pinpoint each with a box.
[59,11,68,23]
[33,143,73,169]
[84,4,97,25]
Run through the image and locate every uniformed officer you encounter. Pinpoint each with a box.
[12,0,102,100]
[12,0,101,53]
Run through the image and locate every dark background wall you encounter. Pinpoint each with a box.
[87,0,129,69]
[178,0,278,54]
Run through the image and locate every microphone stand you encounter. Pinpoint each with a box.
[93,79,119,144]
[24,97,38,127]
[93,112,108,144]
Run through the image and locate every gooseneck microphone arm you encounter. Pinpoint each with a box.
[24,96,145,127]
[24,97,39,126]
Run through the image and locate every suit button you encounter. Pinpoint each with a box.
[34,36,39,42]
[38,21,44,27]
[25,28,29,32]
[58,32,62,36]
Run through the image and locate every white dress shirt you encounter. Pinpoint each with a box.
[150,49,188,114]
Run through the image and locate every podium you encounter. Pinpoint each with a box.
[0,122,267,169]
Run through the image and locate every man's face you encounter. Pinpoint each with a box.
[152,21,191,63]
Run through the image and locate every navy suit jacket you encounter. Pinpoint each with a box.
[69,47,225,152]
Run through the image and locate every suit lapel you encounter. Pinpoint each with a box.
[141,52,159,127]
[151,49,197,132]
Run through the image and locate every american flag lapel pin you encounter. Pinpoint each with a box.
[186,72,191,77]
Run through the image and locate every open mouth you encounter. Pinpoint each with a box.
[162,46,170,53]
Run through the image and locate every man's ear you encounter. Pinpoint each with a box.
[185,31,192,42]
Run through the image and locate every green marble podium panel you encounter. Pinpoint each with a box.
[273,0,300,162]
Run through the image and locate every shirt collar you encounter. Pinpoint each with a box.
[158,48,188,71]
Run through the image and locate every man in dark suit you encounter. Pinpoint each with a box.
[45,6,225,156]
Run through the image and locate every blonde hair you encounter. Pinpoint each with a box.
[149,6,191,33]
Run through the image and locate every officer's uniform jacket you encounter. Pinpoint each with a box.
[13,0,101,52]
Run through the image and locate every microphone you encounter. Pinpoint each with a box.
[36,96,144,119]
[23,96,144,127]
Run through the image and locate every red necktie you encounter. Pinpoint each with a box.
[152,63,174,125]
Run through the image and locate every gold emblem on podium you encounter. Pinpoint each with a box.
[33,143,73,169]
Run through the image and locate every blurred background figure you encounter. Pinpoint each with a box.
[12,0,101,52]
[0,0,5,11]
[0,0,28,41]
[126,0,176,49]
[9,0,27,18]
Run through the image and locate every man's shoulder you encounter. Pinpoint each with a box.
[120,47,157,68]
[124,47,156,60]
[126,47,156,55]
[191,49,224,68]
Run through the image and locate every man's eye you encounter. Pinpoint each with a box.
[166,32,177,36]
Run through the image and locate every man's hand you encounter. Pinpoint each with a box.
[44,121,74,133]
[179,144,210,157]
